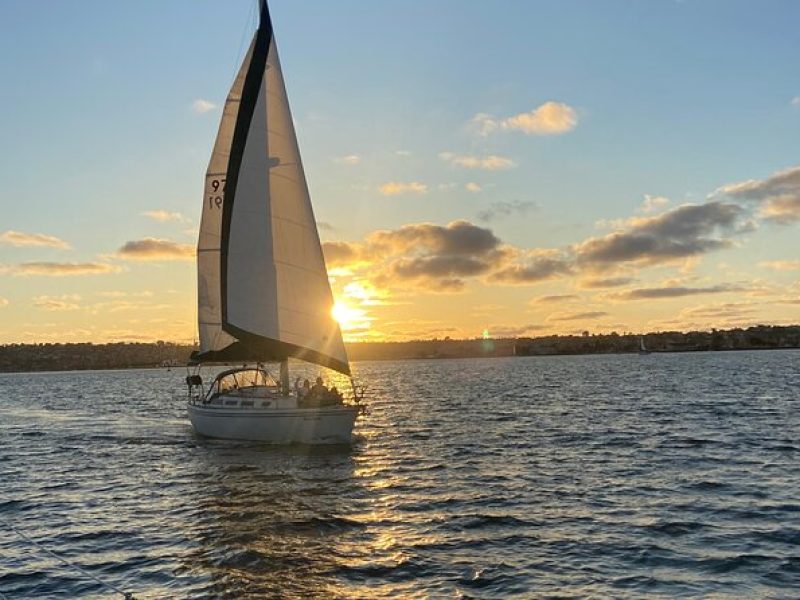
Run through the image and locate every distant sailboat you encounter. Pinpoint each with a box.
[185,0,363,443]
[638,335,651,355]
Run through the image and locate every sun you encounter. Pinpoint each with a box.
[331,301,368,331]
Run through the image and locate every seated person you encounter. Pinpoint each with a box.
[310,376,327,398]
[327,385,344,405]
[297,378,313,406]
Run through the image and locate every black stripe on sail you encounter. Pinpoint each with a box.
[220,0,273,328]
[258,0,270,27]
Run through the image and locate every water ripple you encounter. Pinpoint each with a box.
[1,350,799,597]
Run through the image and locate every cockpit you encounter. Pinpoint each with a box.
[206,368,278,399]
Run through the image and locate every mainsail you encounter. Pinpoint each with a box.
[196,0,349,375]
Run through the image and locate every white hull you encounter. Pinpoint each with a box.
[187,401,358,444]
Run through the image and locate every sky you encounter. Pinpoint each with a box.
[0,0,798,344]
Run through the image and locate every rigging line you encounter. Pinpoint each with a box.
[3,521,137,600]
[228,0,258,87]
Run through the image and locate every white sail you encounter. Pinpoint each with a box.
[197,42,254,357]
[196,3,349,374]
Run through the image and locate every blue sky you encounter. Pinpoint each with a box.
[0,0,798,343]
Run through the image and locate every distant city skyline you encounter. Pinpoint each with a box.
[0,0,798,344]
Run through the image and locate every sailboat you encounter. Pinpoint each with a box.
[638,335,651,355]
[185,0,363,443]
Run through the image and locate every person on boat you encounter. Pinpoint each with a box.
[328,385,343,405]
[310,376,327,398]
[296,379,312,407]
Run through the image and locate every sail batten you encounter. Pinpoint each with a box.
[195,0,350,375]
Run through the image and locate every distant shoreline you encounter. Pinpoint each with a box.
[0,345,798,377]
[1,345,800,377]
[1,325,797,374]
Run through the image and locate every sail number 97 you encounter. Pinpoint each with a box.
[208,178,226,209]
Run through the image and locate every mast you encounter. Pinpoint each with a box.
[279,359,290,395]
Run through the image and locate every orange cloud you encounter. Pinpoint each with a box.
[1,230,70,249]
[472,101,578,136]
[759,260,800,271]
[34,294,81,311]
[117,238,195,261]
[13,262,121,276]
[439,152,516,170]
[378,181,428,196]
[142,210,186,223]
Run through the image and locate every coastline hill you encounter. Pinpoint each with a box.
[0,325,798,373]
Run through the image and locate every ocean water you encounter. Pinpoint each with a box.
[1,350,799,599]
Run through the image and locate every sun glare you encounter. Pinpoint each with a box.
[332,301,368,331]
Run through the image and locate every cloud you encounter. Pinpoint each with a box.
[439,152,516,170]
[97,290,152,298]
[325,220,508,292]
[0,230,71,249]
[334,155,361,165]
[714,165,800,201]
[34,294,81,311]
[142,210,186,223]
[470,303,506,313]
[86,299,173,315]
[322,241,363,267]
[759,260,800,271]
[117,238,195,261]
[389,255,491,279]
[532,294,579,304]
[477,200,537,222]
[792,97,800,107]
[317,221,336,232]
[320,169,779,301]
[547,311,609,321]
[368,220,501,257]
[471,101,578,136]
[487,323,549,337]
[0,297,8,308]
[382,264,478,292]
[608,283,744,301]
[13,262,121,276]
[325,218,647,294]
[758,196,800,224]
[465,182,482,193]
[488,249,572,285]
[574,201,746,268]
[681,302,758,318]
[379,181,428,196]
[639,195,670,214]
[191,99,217,114]
[395,276,468,293]
[714,164,800,225]
[578,276,636,289]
